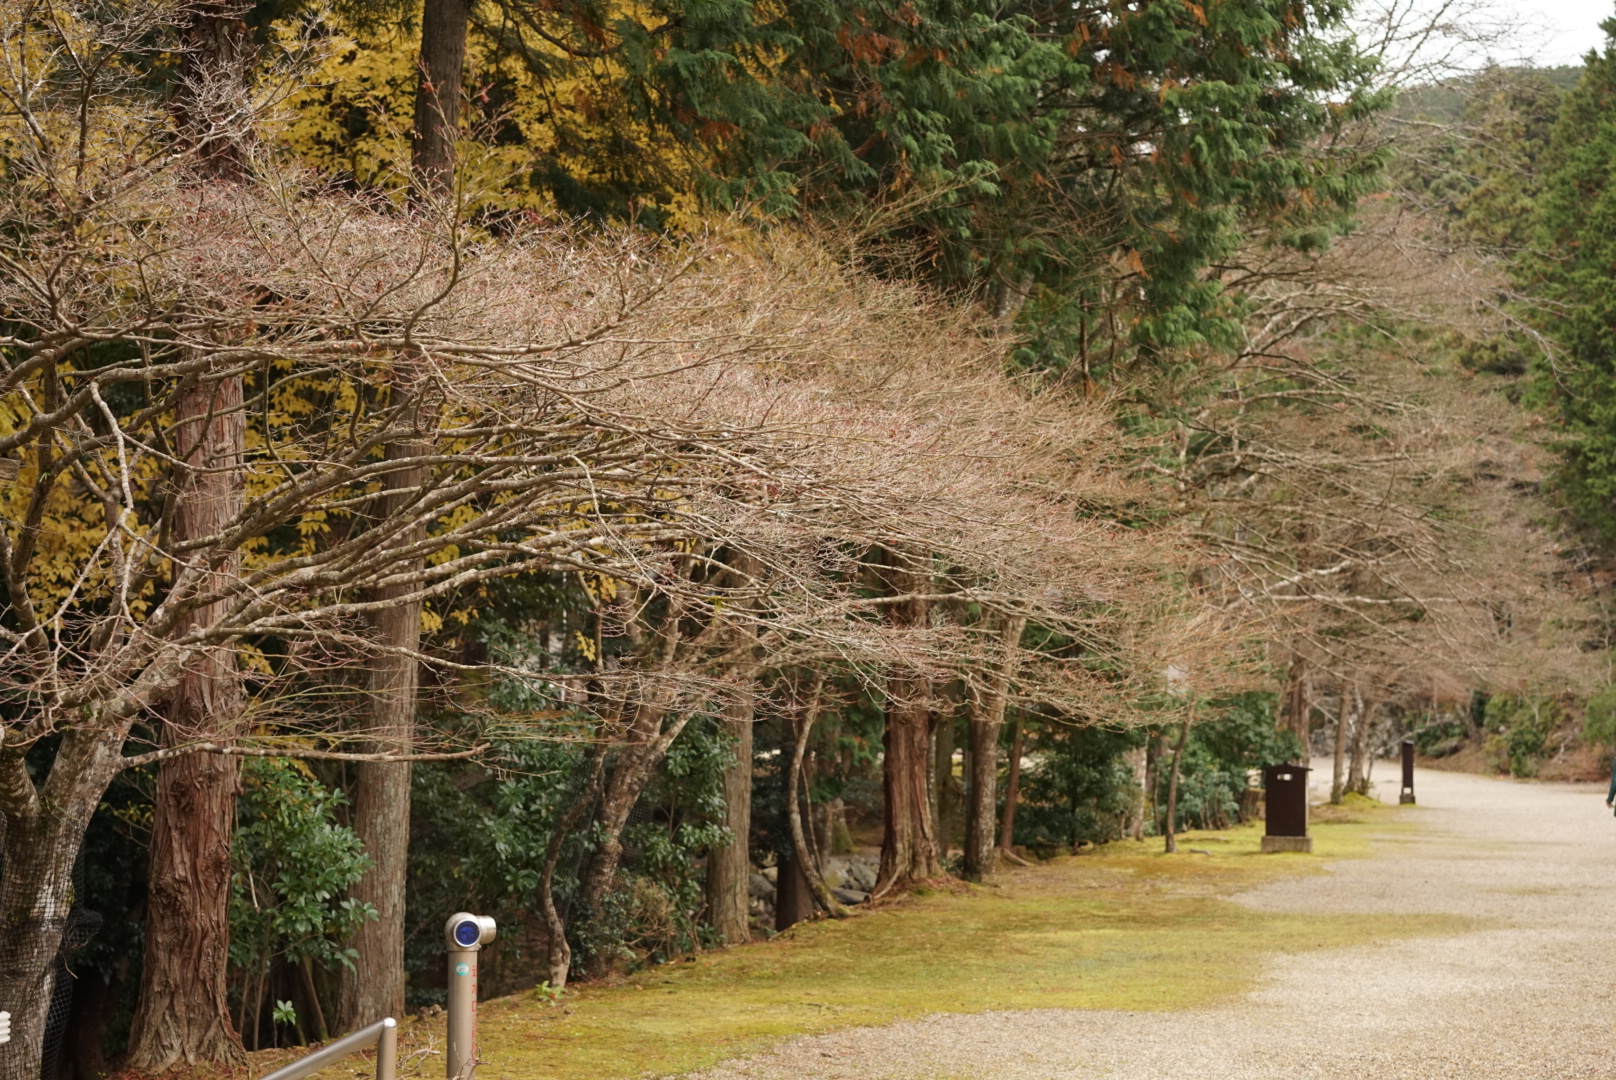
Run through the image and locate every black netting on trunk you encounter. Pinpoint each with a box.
[40,906,101,1079]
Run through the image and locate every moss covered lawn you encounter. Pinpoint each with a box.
[268,803,1461,1080]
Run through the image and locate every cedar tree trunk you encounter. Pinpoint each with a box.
[126,377,247,1072]
[773,851,814,931]
[412,0,471,196]
[339,439,429,1031]
[964,616,1025,881]
[874,554,939,895]
[706,692,755,944]
[998,715,1025,853]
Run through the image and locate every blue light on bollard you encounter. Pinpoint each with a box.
[444,912,497,1079]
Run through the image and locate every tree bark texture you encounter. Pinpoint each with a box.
[1125,745,1147,840]
[932,710,956,862]
[580,700,693,914]
[1331,686,1356,805]
[875,554,939,896]
[127,375,247,1072]
[1283,654,1309,746]
[706,692,755,945]
[339,439,430,1032]
[0,731,127,1080]
[412,0,471,195]
[539,742,606,989]
[1163,704,1195,854]
[773,850,814,931]
[998,715,1025,853]
[1348,697,1378,796]
[964,616,1025,881]
[786,689,845,920]
[877,669,940,895]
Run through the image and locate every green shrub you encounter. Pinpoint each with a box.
[1483,695,1556,777]
[1584,687,1616,749]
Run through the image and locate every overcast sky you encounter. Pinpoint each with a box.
[1520,0,1611,65]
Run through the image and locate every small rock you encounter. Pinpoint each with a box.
[831,887,869,905]
[760,865,778,884]
[748,873,774,900]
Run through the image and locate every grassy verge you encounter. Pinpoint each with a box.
[270,804,1460,1080]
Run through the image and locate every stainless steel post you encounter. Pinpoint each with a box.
[445,912,497,1079]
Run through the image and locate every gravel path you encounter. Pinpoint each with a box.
[690,765,1616,1080]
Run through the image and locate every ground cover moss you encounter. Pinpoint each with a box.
[286,809,1461,1080]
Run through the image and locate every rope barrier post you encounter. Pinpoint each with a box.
[445,912,497,1079]
[256,1018,397,1080]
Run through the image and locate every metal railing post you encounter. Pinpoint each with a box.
[444,912,497,1080]
[256,1017,397,1080]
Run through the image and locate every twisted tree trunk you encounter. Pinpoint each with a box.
[786,682,845,919]
[539,742,607,989]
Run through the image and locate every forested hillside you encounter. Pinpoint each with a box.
[3,0,1616,1076]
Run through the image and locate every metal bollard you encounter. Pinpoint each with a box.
[445,912,497,1080]
[1400,738,1416,805]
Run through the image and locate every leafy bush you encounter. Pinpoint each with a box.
[1483,695,1555,777]
[1413,718,1469,758]
[1160,693,1303,832]
[1013,723,1142,848]
[230,758,375,1042]
[1585,687,1616,749]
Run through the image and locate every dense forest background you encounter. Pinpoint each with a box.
[9,0,1616,1076]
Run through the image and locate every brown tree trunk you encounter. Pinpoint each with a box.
[931,709,955,863]
[580,701,694,919]
[1284,654,1310,746]
[539,741,606,990]
[1331,685,1357,804]
[786,686,845,920]
[339,438,430,1032]
[876,672,940,895]
[1163,703,1195,854]
[773,851,814,931]
[412,0,472,197]
[998,715,1025,854]
[1143,730,1159,836]
[127,377,247,1073]
[1125,744,1147,840]
[875,554,939,896]
[0,733,127,1080]
[965,616,1025,881]
[125,4,251,1068]
[706,692,756,944]
[1348,697,1378,796]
